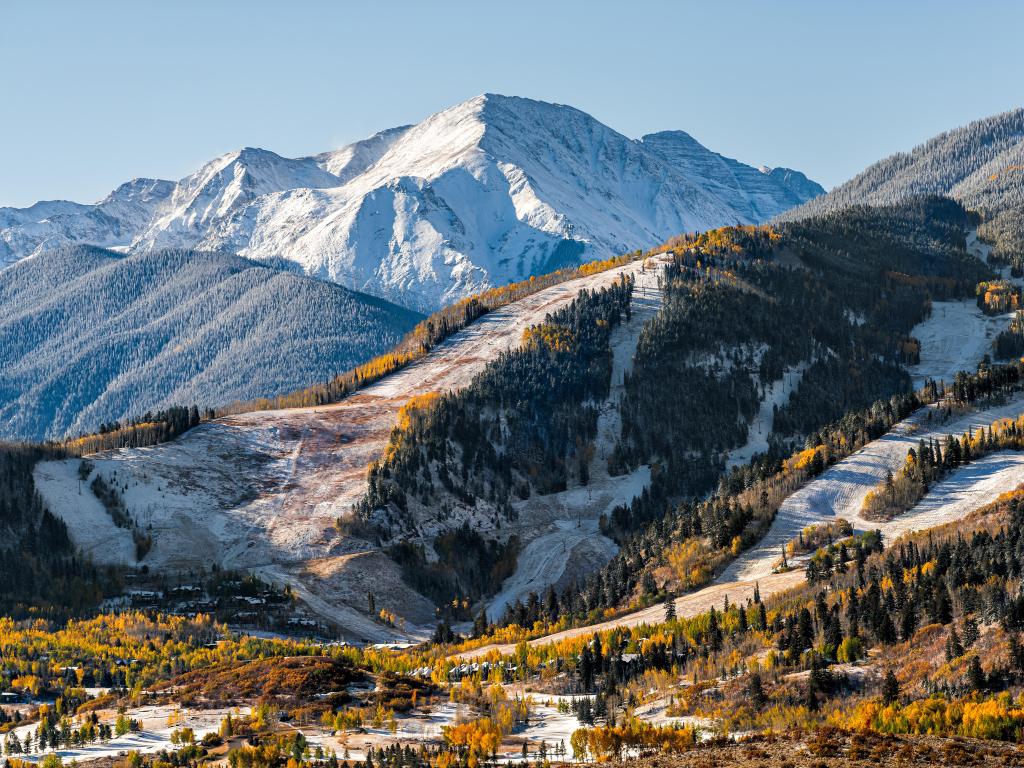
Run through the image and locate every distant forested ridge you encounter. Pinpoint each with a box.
[780,108,1024,269]
[0,246,422,441]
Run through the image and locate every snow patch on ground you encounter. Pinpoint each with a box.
[968,229,994,263]
[11,704,247,763]
[726,363,809,470]
[291,698,583,763]
[907,301,1012,389]
[31,460,136,565]
[489,491,633,621]
[907,229,1021,390]
[879,450,1024,538]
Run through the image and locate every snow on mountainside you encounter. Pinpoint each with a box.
[312,125,413,182]
[0,94,823,311]
[0,179,173,264]
[640,130,823,222]
[133,148,343,253]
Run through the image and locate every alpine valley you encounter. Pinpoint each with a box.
[6,85,1024,768]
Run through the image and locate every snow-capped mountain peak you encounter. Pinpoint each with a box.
[0,94,823,310]
[133,147,342,252]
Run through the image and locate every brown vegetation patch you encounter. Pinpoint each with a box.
[154,655,363,707]
[618,728,1024,767]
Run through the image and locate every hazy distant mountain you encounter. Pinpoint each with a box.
[0,95,823,311]
[0,246,421,440]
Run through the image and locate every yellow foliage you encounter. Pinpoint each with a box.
[665,539,714,588]
[442,718,503,767]
[834,693,1024,742]
[395,392,441,431]
[522,324,576,354]
[785,445,828,474]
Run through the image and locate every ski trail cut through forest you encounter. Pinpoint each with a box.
[458,394,1024,659]
[907,229,1019,389]
[486,259,668,620]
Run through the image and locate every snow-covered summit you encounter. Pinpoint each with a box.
[1,94,823,310]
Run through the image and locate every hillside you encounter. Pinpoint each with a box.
[9,202,1024,768]
[361,197,992,630]
[31,257,656,642]
[30,197,995,643]
[781,107,1024,265]
[0,443,113,617]
[0,246,421,440]
[459,366,1024,658]
[0,94,823,311]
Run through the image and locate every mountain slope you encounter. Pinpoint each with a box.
[0,246,421,440]
[641,130,822,221]
[0,94,823,311]
[32,257,659,642]
[356,198,988,627]
[781,107,1024,260]
[31,200,988,640]
[0,179,173,264]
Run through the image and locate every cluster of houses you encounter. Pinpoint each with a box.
[102,575,332,639]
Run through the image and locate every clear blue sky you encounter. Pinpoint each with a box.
[2,0,1022,207]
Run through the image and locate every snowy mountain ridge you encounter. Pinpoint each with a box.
[0,94,823,311]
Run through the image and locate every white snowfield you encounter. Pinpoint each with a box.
[34,258,660,642]
[0,94,821,311]
[907,230,1017,389]
[9,704,246,764]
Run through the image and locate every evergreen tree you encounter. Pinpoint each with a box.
[748,673,767,709]
[708,607,723,653]
[946,626,964,661]
[967,655,986,692]
[882,670,900,705]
